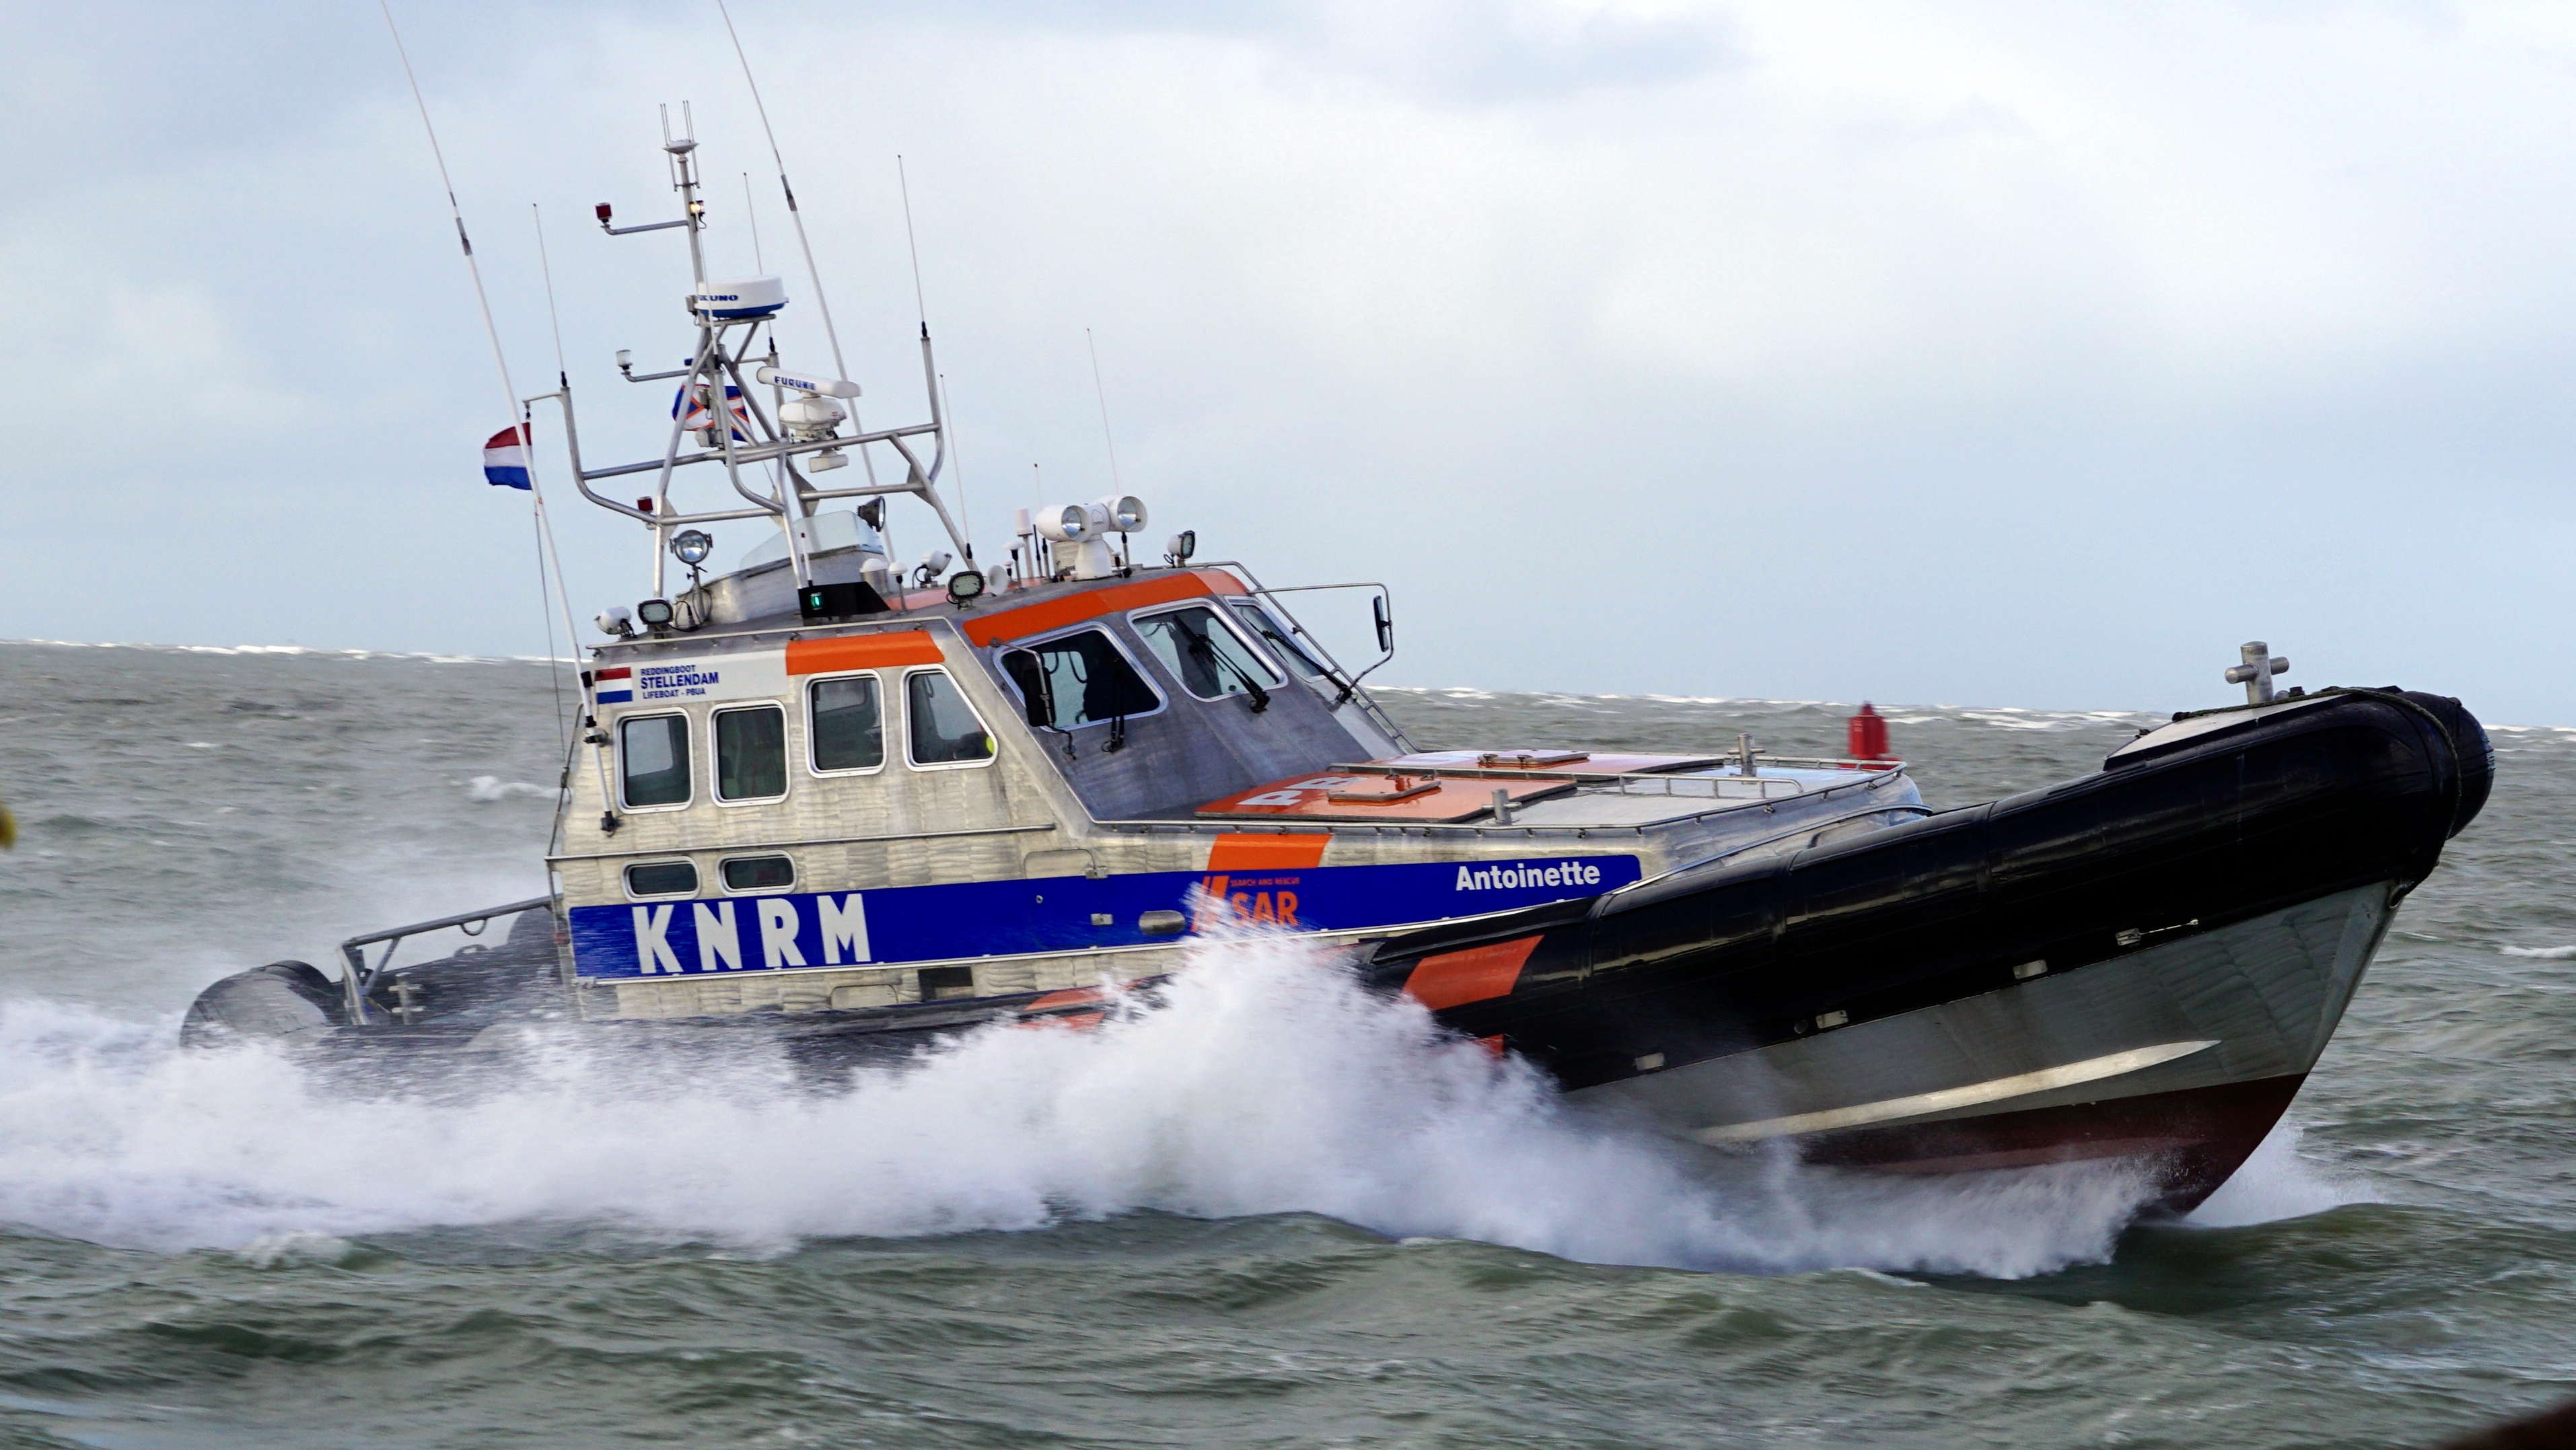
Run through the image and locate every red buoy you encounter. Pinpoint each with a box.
[1847,702,1892,762]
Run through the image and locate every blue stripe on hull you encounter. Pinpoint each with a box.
[568,855,1644,980]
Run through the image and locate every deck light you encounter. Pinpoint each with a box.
[1165,530,1196,566]
[947,569,987,604]
[637,598,675,629]
[1034,504,1094,542]
[670,530,714,567]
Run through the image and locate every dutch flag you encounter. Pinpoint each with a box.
[482,427,533,489]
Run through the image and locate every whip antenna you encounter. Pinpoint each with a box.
[896,155,973,555]
[380,2,598,807]
[532,205,568,389]
[898,154,929,328]
[939,371,973,558]
[1086,327,1124,493]
[530,203,573,748]
[715,0,875,488]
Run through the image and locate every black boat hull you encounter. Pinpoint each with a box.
[1361,688,2491,1210]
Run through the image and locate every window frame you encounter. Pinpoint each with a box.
[718,853,797,894]
[901,666,999,772]
[708,701,792,807]
[622,859,701,900]
[995,624,1168,734]
[1127,603,1286,701]
[803,671,891,779]
[615,710,694,812]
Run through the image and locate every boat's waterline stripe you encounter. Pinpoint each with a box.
[1690,1040,2221,1145]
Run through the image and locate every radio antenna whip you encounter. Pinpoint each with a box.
[896,154,972,556]
[939,371,972,558]
[532,205,569,390]
[530,203,573,750]
[1086,327,1124,493]
[379,2,596,806]
[715,0,878,489]
[898,154,929,328]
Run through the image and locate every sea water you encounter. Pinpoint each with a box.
[0,642,2568,1447]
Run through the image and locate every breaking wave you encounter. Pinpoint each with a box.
[0,929,2186,1278]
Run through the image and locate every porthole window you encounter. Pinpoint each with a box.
[618,714,690,808]
[721,855,795,892]
[714,704,788,802]
[808,675,884,773]
[906,669,995,767]
[1135,606,1283,702]
[624,860,699,897]
[999,628,1160,731]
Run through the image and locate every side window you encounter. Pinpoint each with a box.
[999,628,1160,730]
[906,669,995,766]
[808,676,884,773]
[624,861,698,897]
[1136,606,1283,701]
[619,714,690,807]
[713,704,788,802]
[1226,600,1326,678]
[721,855,795,892]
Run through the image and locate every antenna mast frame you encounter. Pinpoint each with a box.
[559,116,970,595]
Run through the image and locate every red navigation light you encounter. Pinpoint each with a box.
[635,497,654,513]
[1848,702,1892,762]
[596,202,614,225]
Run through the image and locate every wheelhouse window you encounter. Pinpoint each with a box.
[1000,628,1160,731]
[1136,606,1283,702]
[618,714,690,807]
[721,855,795,892]
[808,676,884,773]
[1226,600,1326,678]
[624,860,698,897]
[906,669,995,766]
[713,704,788,802]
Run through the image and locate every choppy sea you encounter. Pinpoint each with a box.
[1,640,2569,1449]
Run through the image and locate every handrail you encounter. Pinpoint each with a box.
[1201,561,1412,750]
[338,894,557,1025]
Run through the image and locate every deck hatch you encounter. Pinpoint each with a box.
[1198,773,1574,823]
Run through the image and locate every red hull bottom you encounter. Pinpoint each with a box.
[1795,1074,2309,1215]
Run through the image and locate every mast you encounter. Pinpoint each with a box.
[541,108,974,620]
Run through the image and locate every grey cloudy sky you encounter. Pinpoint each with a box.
[5,1,2573,722]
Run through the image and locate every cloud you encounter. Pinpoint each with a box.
[3,1,2573,720]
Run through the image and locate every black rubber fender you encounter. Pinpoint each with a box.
[180,961,343,1048]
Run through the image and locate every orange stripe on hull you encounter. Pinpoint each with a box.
[784,630,945,674]
[962,569,1246,647]
[1205,833,1330,871]
[1404,935,1542,1011]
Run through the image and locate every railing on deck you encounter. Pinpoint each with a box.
[338,895,556,1027]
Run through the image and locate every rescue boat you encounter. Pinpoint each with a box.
[182,116,2490,1213]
